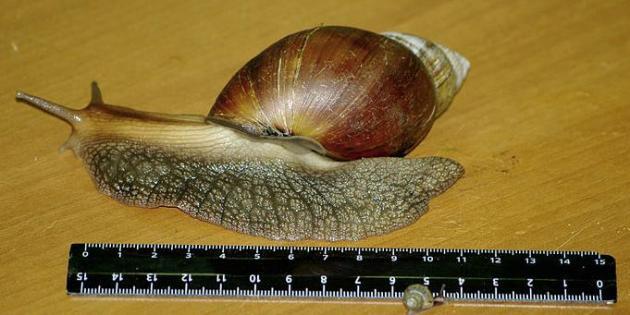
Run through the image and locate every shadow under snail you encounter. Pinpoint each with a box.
[17,26,469,241]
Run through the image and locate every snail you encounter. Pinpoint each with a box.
[16,26,469,241]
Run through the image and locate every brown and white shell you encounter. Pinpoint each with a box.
[208,26,469,160]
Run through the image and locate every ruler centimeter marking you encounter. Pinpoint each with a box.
[67,243,617,304]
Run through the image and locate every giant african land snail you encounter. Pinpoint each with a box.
[17,26,469,240]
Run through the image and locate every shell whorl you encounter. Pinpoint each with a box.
[381,32,470,118]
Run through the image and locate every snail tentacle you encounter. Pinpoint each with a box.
[16,91,84,125]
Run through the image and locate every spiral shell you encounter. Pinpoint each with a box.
[207,26,469,160]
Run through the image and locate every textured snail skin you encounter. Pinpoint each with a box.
[16,85,463,241]
[208,26,469,160]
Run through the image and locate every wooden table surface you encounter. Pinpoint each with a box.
[1,0,628,314]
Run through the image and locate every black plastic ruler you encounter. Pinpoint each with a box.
[66,243,617,305]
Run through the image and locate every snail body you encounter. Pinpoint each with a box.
[17,26,468,241]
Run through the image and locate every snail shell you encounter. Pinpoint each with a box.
[209,26,469,160]
[16,26,468,241]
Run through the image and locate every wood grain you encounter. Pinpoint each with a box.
[1,0,628,314]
